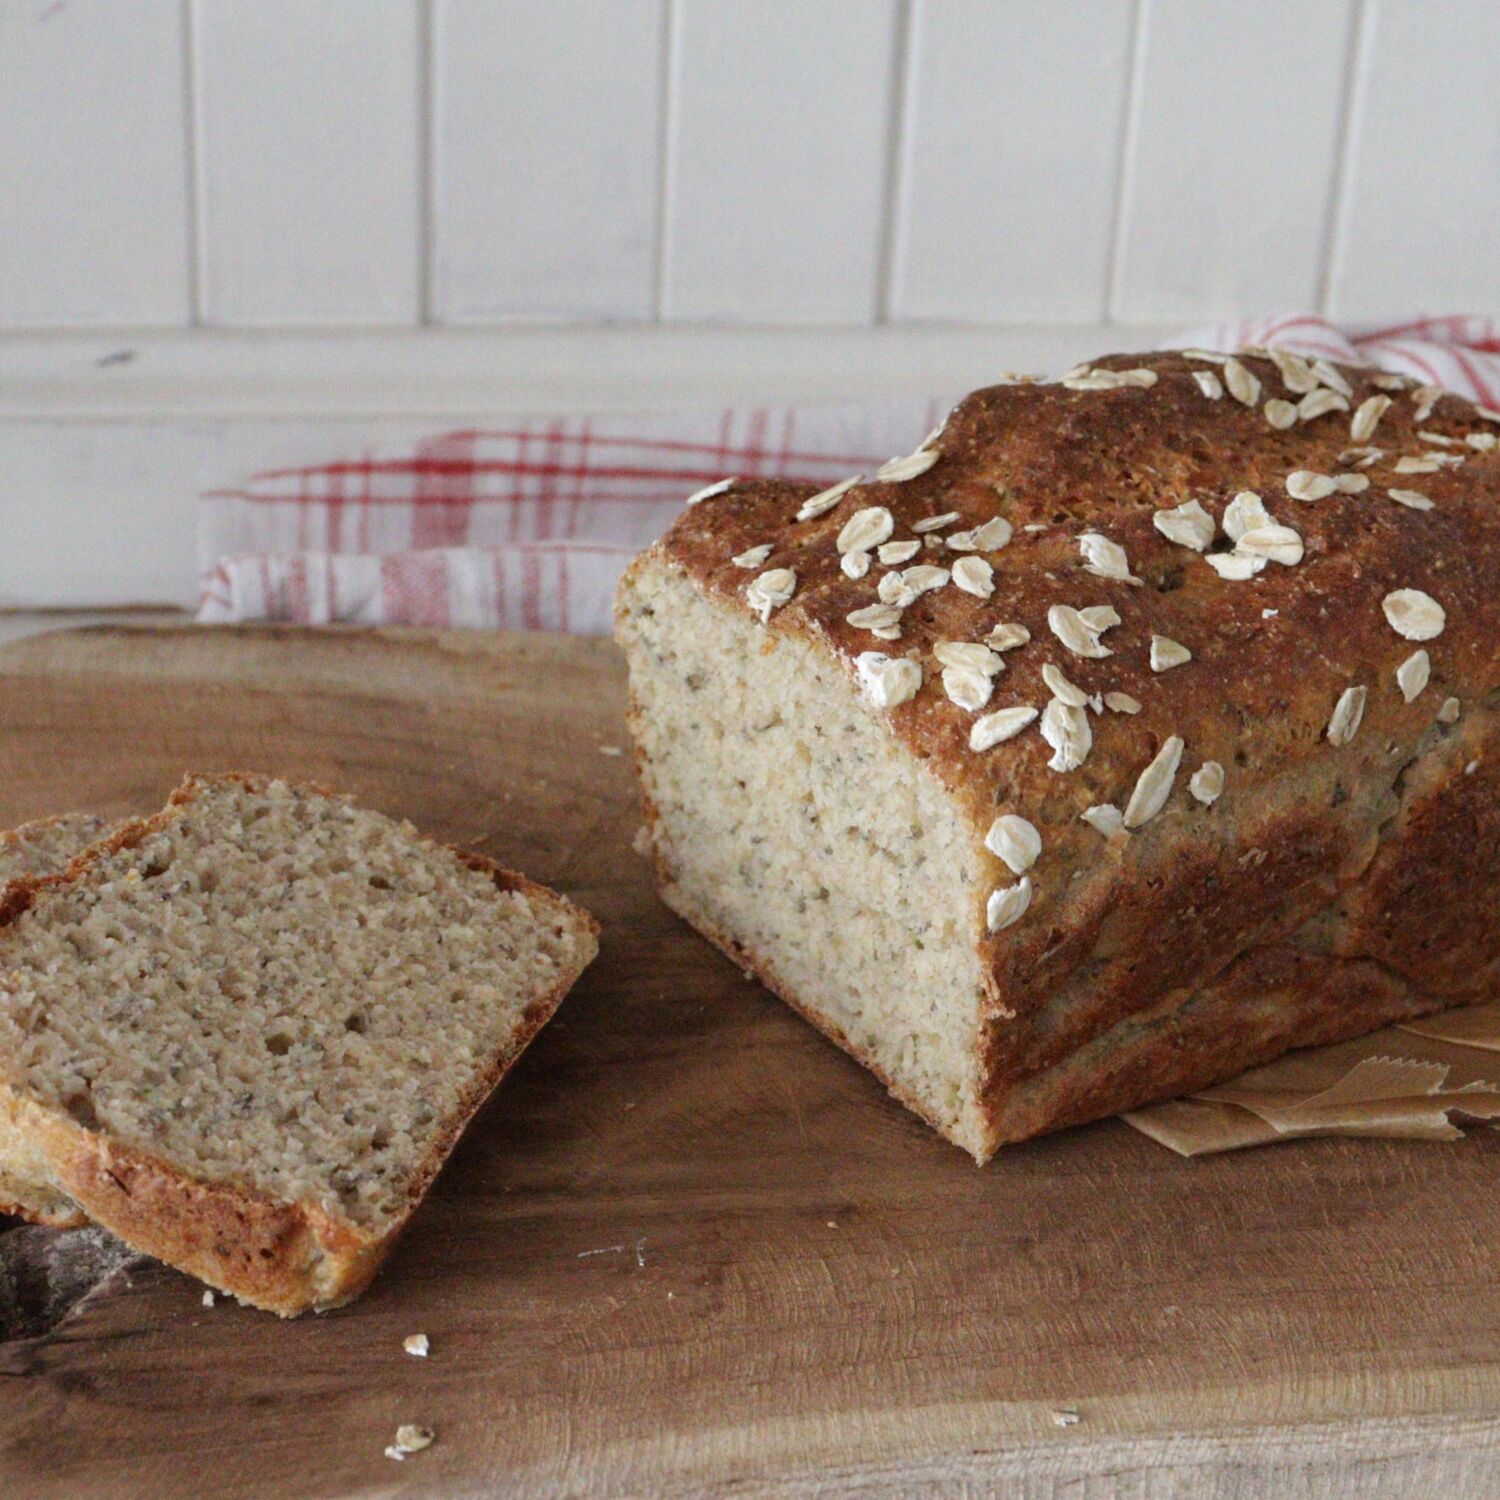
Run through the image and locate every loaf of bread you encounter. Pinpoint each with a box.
[0,775,598,1313]
[616,350,1498,1161]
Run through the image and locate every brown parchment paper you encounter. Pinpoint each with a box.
[1124,1003,1500,1157]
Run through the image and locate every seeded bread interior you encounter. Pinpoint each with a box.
[0,811,123,1228]
[0,812,118,888]
[0,774,599,1314]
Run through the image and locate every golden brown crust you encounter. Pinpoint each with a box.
[0,773,600,1315]
[0,1180,87,1228]
[632,350,1500,1156]
[1,1082,90,1227]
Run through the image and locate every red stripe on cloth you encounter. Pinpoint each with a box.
[1284,335,1360,361]
[1382,343,1447,389]
[199,561,232,611]
[225,452,872,487]
[357,449,374,552]
[490,549,507,625]
[380,551,451,628]
[1261,313,1357,348]
[1355,317,1440,341]
[564,416,593,539]
[289,554,310,619]
[744,408,769,477]
[430,427,889,468]
[509,425,529,544]
[326,458,344,553]
[410,433,480,548]
[1445,345,1498,406]
[230,443,886,489]
[715,409,733,478]
[296,465,310,550]
[536,419,566,540]
[1352,315,1485,343]
[520,548,542,630]
[775,405,795,473]
[203,484,708,509]
[556,548,570,633]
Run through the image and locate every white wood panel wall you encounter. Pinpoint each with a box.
[0,0,190,327]
[192,0,422,324]
[432,0,664,322]
[1,0,1496,332]
[1328,0,1500,319]
[890,0,1136,322]
[660,0,899,322]
[3,0,1500,611]
[1111,0,1355,321]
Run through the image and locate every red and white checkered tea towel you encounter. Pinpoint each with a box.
[197,314,1500,632]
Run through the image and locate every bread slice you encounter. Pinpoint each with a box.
[616,349,1498,1160]
[0,775,599,1315]
[0,811,121,1227]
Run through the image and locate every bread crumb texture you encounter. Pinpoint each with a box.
[0,777,592,1235]
[617,568,991,1157]
[0,813,116,885]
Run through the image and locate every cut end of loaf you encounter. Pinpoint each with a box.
[0,774,599,1313]
[618,556,995,1161]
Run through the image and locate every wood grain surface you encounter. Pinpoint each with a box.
[0,625,1497,1499]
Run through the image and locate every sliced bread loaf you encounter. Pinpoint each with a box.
[0,774,599,1315]
[0,811,121,1227]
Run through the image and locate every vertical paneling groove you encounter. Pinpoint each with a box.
[890,0,1137,324]
[651,0,681,322]
[1108,0,1354,322]
[416,0,436,325]
[1103,0,1150,323]
[1326,0,1500,318]
[181,0,204,326]
[661,0,899,324]
[1312,0,1368,314]
[873,0,916,325]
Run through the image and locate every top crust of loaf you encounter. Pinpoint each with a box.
[624,351,1498,1114]
[0,773,600,1313]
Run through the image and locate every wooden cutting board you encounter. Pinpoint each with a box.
[1,625,1497,1498]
